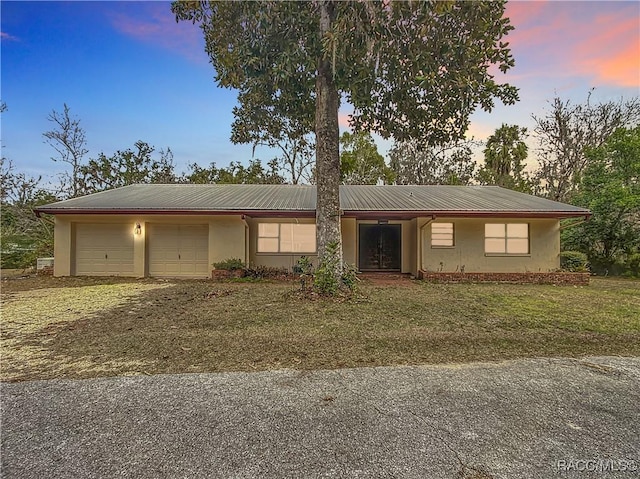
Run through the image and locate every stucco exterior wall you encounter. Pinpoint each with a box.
[52,213,561,277]
[53,214,246,277]
[53,216,72,277]
[209,216,247,267]
[419,217,560,273]
[341,218,357,266]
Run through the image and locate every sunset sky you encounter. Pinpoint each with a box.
[2,0,639,183]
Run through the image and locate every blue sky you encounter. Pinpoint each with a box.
[2,0,639,182]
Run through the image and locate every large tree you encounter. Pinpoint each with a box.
[43,104,89,199]
[1,158,57,268]
[184,159,284,184]
[231,89,315,184]
[389,139,478,185]
[172,0,518,284]
[477,123,534,193]
[533,92,640,202]
[562,126,640,274]
[79,141,177,193]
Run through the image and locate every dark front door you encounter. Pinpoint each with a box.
[358,224,401,271]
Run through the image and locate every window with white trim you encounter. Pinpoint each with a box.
[431,222,454,247]
[485,223,529,254]
[257,223,316,253]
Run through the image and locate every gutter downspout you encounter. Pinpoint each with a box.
[418,215,436,276]
[559,215,590,231]
[241,214,250,267]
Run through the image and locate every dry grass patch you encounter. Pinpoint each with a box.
[1,276,638,382]
[1,280,172,380]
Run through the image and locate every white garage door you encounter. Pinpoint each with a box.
[75,223,134,276]
[148,224,209,278]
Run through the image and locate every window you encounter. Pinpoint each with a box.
[258,223,316,253]
[485,223,529,254]
[431,223,454,247]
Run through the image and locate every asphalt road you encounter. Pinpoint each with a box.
[2,357,639,479]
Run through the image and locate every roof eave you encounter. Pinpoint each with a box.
[36,207,591,220]
[342,210,591,219]
[34,208,317,218]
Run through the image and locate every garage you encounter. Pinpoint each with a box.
[147,224,209,278]
[75,223,134,276]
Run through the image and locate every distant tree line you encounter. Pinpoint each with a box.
[2,91,639,274]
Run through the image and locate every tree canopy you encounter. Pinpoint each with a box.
[184,159,284,185]
[389,139,478,186]
[173,1,517,145]
[340,132,393,185]
[562,126,640,274]
[172,0,518,289]
[533,92,640,202]
[79,141,177,194]
[477,123,533,193]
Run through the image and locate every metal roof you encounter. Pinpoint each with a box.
[35,184,590,218]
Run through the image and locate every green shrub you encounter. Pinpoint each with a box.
[314,242,358,295]
[212,258,244,270]
[293,256,315,291]
[560,251,589,272]
[292,256,313,275]
[0,235,40,269]
[625,253,640,277]
[341,263,359,290]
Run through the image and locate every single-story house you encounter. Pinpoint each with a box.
[35,184,590,279]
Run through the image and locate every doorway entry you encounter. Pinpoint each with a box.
[358,224,401,271]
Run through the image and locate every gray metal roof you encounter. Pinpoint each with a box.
[36,184,590,217]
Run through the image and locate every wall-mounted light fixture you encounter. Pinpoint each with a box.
[134,223,142,235]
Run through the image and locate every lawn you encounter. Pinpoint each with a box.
[1,275,639,382]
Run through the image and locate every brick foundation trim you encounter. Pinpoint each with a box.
[418,271,590,285]
[211,269,245,280]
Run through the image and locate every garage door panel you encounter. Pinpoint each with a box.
[148,224,209,278]
[75,224,134,276]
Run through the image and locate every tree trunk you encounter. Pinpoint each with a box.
[315,0,343,279]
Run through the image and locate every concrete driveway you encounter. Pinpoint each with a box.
[2,357,639,479]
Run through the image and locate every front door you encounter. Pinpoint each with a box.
[358,224,401,271]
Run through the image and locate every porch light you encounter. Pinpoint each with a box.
[134,223,142,235]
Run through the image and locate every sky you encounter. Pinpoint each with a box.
[1,0,639,183]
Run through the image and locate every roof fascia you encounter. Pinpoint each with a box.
[36,208,590,220]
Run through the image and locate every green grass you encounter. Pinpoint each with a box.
[1,276,638,382]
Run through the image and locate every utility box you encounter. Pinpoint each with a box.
[37,257,55,270]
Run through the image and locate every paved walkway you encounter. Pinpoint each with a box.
[2,357,639,478]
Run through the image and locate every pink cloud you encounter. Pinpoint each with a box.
[504,0,548,27]
[338,111,352,129]
[109,4,207,64]
[1,31,19,41]
[578,41,640,88]
[465,121,494,141]
[571,15,640,88]
[501,1,640,89]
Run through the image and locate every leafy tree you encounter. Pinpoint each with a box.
[477,123,534,192]
[562,126,640,274]
[340,131,393,185]
[1,158,57,268]
[172,0,518,285]
[389,139,478,185]
[533,92,640,202]
[43,104,89,198]
[231,89,315,184]
[79,141,177,193]
[184,159,284,184]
